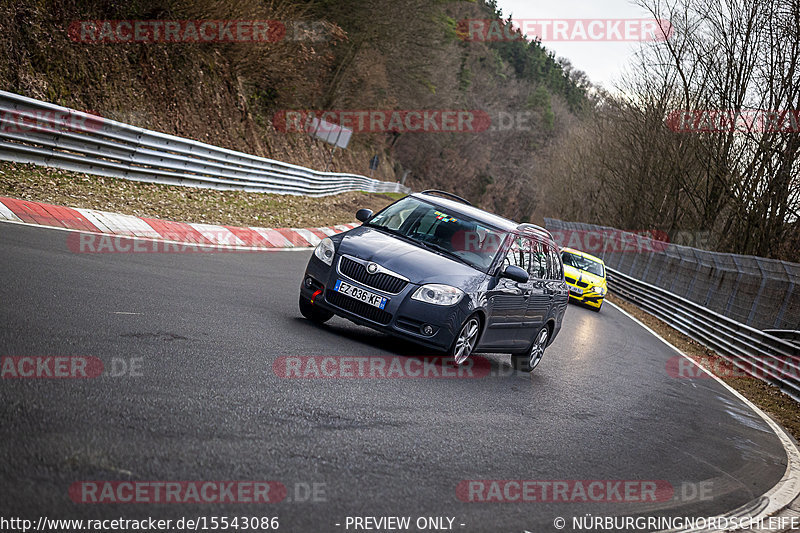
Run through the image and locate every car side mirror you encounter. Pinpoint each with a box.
[501,265,529,284]
[356,208,373,222]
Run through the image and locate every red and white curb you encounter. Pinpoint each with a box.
[0,196,358,250]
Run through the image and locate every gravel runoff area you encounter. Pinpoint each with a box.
[607,293,800,442]
[0,162,402,228]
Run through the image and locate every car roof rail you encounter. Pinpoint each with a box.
[418,189,473,206]
[516,223,553,238]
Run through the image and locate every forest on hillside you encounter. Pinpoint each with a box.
[1,0,589,223]
[1,0,798,260]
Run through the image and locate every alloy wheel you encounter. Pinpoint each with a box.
[453,317,480,365]
[528,327,549,370]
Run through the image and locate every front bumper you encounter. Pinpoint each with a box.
[566,283,605,308]
[300,255,470,351]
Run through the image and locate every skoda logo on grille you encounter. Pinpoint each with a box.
[366,262,379,274]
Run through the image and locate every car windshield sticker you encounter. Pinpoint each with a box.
[434,211,458,223]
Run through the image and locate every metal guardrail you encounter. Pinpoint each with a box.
[0,90,410,197]
[764,330,800,347]
[545,218,800,332]
[546,219,800,401]
[608,267,800,403]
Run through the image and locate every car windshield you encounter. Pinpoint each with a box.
[561,251,605,277]
[365,196,504,272]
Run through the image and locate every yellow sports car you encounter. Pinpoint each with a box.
[560,247,607,311]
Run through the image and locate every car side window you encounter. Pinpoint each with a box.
[549,247,563,279]
[542,243,561,280]
[518,237,532,273]
[529,239,547,279]
[542,246,552,279]
[503,236,530,272]
[503,238,520,269]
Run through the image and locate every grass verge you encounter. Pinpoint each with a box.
[0,162,399,228]
[607,293,800,443]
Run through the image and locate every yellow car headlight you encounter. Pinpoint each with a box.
[594,285,607,296]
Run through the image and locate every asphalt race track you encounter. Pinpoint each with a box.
[0,222,788,532]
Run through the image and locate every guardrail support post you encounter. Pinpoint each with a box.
[640,251,655,282]
[747,261,768,326]
[725,257,743,316]
[669,258,684,293]
[775,261,795,329]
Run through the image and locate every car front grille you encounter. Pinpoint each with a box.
[339,256,408,294]
[326,290,393,325]
[565,274,589,288]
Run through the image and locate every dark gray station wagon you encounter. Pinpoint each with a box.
[299,190,569,371]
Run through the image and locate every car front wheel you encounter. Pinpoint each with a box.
[299,295,334,324]
[450,315,481,365]
[512,326,549,372]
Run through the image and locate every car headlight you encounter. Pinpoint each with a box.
[411,284,465,306]
[313,237,336,266]
[594,285,606,296]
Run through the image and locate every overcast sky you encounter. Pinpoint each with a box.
[494,0,657,90]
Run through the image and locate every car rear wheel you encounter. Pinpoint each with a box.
[450,315,481,365]
[299,295,334,324]
[512,326,549,372]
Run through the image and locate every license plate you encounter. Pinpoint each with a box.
[334,279,389,309]
[569,286,583,295]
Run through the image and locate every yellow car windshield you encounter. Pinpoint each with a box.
[561,251,604,277]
